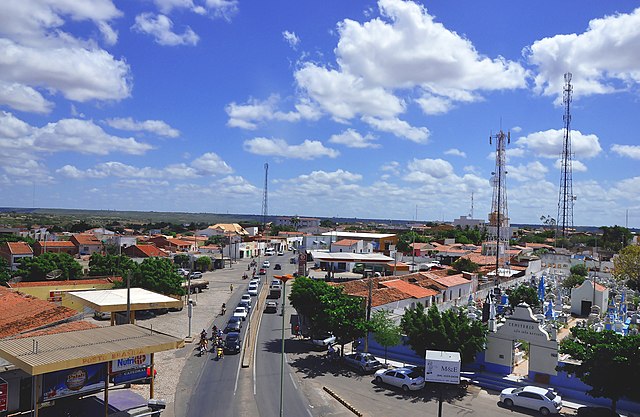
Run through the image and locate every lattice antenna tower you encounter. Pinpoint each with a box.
[469,192,474,218]
[261,163,269,230]
[557,72,575,240]
[489,130,510,282]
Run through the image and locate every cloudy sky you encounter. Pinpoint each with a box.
[1,0,639,228]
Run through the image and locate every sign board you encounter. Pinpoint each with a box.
[0,378,7,412]
[424,350,461,384]
[110,354,151,373]
[111,367,149,384]
[298,252,307,276]
[41,364,106,402]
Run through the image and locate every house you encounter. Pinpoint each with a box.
[146,236,194,253]
[331,239,372,254]
[196,223,249,237]
[321,231,398,255]
[0,242,33,271]
[70,234,103,256]
[410,242,436,257]
[33,240,77,256]
[571,278,609,316]
[123,244,169,258]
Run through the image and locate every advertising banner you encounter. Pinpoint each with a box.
[41,364,106,401]
[112,368,149,385]
[0,378,8,412]
[110,354,151,373]
[297,252,307,276]
[424,350,461,385]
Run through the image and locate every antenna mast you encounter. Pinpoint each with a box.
[557,72,574,240]
[469,192,474,218]
[489,130,510,285]
[261,163,269,230]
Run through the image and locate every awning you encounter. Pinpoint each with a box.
[66,288,182,313]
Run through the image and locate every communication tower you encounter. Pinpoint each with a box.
[488,130,510,284]
[261,163,269,230]
[557,72,575,240]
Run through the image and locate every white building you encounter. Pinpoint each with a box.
[570,278,609,316]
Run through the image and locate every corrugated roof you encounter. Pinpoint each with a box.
[0,324,183,375]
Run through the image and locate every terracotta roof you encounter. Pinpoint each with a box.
[352,287,410,307]
[462,253,496,265]
[8,277,122,288]
[6,242,33,255]
[380,279,438,298]
[135,244,169,257]
[36,241,75,248]
[0,287,79,339]
[333,239,360,246]
[166,238,192,246]
[16,320,101,338]
[433,274,471,288]
[525,242,554,249]
[72,234,102,245]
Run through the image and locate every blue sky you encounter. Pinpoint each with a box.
[1,0,639,228]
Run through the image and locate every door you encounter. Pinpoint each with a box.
[581,300,592,316]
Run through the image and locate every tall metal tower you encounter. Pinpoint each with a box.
[261,163,269,230]
[488,130,510,284]
[557,72,574,240]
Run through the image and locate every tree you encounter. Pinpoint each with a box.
[562,274,586,289]
[600,225,632,252]
[613,245,640,290]
[570,264,588,277]
[401,304,487,363]
[558,327,640,412]
[174,254,190,268]
[195,256,211,271]
[16,252,83,281]
[371,309,402,364]
[0,258,10,285]
[508,284,540,309]
[450,257,480,275]
[114,257,184,296]
[88,253,136,277]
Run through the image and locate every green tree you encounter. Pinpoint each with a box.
[613,245,640,290]
[401,304,487,363]
[570,263,588,277]
[558,327,640,412]
[195,256,211,271]
[0,258,10,285]
[88,253,136,277]
[562,274,586,289]
[289,276,335,331]
[115,257,184,296]
[371,309,402,364]
[173,254,190,268]
[17,253,83,281]
[600,225,632,252]
[450,257,480,275]
[508,284,540,308]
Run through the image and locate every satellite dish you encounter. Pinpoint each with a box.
[46,269,63,280]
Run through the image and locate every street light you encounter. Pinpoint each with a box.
[274,274,293,417]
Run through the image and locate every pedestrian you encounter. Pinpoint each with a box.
[230,283,233,292]
[294,324,300,337]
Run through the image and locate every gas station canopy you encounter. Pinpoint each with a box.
[66,288,182,313]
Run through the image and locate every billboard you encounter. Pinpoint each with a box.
[424,350,461,384]
[41,364,106,401]
[0,378,7,412]
[110,354,151,373]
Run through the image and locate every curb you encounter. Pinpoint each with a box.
[322,386,364,417]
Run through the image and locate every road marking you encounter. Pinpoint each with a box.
[233,354,242,396]
[289,372,298,390]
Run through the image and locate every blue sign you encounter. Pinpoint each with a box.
[41,364,106,401]
[112,367,149,384]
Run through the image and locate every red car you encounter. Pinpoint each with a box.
[259,268,266,275]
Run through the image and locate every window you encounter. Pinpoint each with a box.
[458,288,461,297]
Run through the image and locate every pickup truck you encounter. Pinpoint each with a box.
[181,278,209,293]
[343,352,382,374]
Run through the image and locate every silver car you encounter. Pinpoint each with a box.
[374,367,425,392]
[500,386,562,415]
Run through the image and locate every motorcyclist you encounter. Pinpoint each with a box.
[216,345,224,359]
[212,325,218,339]
[221,303,226,315]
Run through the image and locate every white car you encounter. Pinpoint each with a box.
[500,386,562,415]
[233,306,248,321]
[311,333,336,347]
[241,294,252,307]
[277,250,285,256]
[374,367,425,392]
[248,284,258,296]
[262,260,270,268]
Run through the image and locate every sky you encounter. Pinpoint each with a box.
[0,0,639,228]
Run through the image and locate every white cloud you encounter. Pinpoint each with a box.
[226,96,320,130]
[204,0,238,20]
[553,159,588,172]
[444,148,466,158]
[405,158,454,181]
[214,175,260,195]
[295,63,405,122]
[0,81,52,113]
[282,31,300,49]
[105,117,180,138]
[507,161,548,182]
[133,13,199,46]
[362,116,429,143]
[515,129,602,159]
[611,144,640,160]
[415,94,454,115]
[329,129,379,148]
[191,152,234,175]
[243,137,339,160]
[153,0,198,13]
[527,8,640,100]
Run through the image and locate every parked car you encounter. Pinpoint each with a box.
[93,310,110,320]
[223,332,242,354]
[343,352,382,374]
[500,386,562,416]
[274,263,282,270]
[262,260,270,268]
[224,317,242,333]
[189,271,203,279]
[248,284,258,296]
[233,306,248,321]
[374,368,425,392]
[264,301,278,313]
[177,268,189,276]
[311,333,336,348]
[259,268,266,275]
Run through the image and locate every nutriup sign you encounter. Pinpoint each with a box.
[424,350,461,384]
[110,354,151,373]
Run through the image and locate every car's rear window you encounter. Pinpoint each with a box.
[545,391,557,400]
[407,370,422,378]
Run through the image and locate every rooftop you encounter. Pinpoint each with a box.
[321,231,395,239]
[66,288,182,312]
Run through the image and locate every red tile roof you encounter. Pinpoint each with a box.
[8,277,122,288]
[433,274,471,288]
[333,239,360,246]
[72,234,102,245]
[36,241,76,248]
[135,244,169,257]
[6,242,33,255]
[166,238,192,246]
[380,279,438,298]
[16,320,101,338]
[352,287,410,307]
[0,287,79,339]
